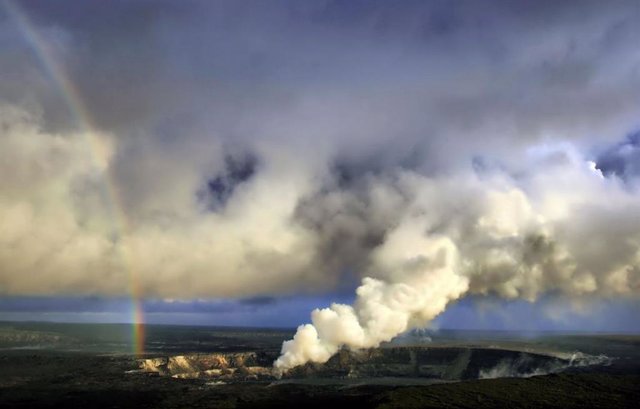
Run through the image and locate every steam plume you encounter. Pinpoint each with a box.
[275,157,640,372]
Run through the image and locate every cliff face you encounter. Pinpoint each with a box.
[137,347,583,382]
[138,352,275,380]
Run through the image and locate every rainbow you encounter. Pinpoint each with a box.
[3,0,145,356]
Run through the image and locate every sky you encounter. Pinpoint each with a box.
[0,0,640,334]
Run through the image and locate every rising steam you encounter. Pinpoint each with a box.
[275,157,640,372]
[275,234,469,373]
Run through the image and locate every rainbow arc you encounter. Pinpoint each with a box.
[4,0,145,356]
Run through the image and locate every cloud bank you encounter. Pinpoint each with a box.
[1,0,640,368]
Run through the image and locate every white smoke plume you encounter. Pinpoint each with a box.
[275,233,469,373]
[275,155,640,372]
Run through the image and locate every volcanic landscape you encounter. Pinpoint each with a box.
[1,322,638,408]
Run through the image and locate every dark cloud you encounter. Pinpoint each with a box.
[5,0,638,149]
[238,296,278,306]
[0,296,278,315]
[0,296,129,313]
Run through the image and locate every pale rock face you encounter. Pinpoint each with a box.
[139,357,168,374]
[138,352,272,380]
